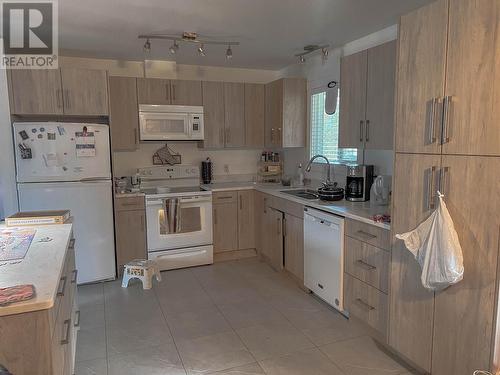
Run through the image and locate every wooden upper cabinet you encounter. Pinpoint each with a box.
[9,69,63,115]
[432,156,500,375]
[108,76,139,151]
[170,79,202,105]
[60,68,109,115]
[224,82,245,147]
[365,40,396,150]
[137,78,171,104]
[201,81,225,148]
[237,190,255,250]
[390,153,440,372]
[442,0,500,156]
[394,0,448,154]
[265,78,306,148]
[339,50,367,149]
[244,83,265,148]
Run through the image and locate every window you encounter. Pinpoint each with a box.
[310,90,357,163]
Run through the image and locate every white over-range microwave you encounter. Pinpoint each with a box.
[139,104,204,141]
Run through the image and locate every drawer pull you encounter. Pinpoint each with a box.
[71,269,78,284]
[120,202,141,206]
[355,230,377,239]
[355,298,375,311]
[355,259,376,271]
[68,238,75,249]
[216,195,234,200]
[57,276,67,297]
[74,310,81,327]
[61,319,71,345]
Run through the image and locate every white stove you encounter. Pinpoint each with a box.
[138,165,213,271]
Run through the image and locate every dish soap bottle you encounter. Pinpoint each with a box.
[296,163,304,187]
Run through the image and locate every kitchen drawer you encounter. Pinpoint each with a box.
[115,196,145,211]
[213,191,238,204]
[344,273,388,335]
[345,237,389,293]
[345,218,390,250]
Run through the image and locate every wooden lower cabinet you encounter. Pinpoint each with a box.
[213,201,239,253]
[114,196,147,275]
[0,245,77,375]
[284,213,304,282]
[266,207,284,271]
[237,190,255,250]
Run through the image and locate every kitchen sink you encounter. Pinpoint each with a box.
[280,189,319,200]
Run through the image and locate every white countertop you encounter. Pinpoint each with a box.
[202,182,391,230]
[0,223,73,316]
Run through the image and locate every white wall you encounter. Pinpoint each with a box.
[0,61,18,219]
[279,25,397,186]
[60,57,280,180]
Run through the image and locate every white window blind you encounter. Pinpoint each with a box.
[310,90,357,163]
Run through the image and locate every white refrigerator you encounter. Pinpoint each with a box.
[14,122,116,284]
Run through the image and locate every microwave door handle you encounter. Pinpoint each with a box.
[186,115,193,138]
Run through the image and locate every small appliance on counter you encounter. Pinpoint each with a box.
[370,175,392,206]
[345,165,374,202]
[317,182,344,201]
[201,158,213,184]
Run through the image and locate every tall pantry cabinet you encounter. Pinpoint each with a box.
[390,1,500,374]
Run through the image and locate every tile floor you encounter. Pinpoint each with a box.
[75,258,413,375]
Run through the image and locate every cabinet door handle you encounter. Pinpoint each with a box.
[214,208,217,225]
[365,120,370,142]
[263,198,267,214]
[428,97,439,144]
[219,128,224,145]
[57,276,67,296]
[239,195,243,210]
[277,127,282,143]
[427,166,437,210]
[270,128,275,144]
[56,89,63,109]
[134,128,138,145]
[140,214,144,229]
[440,166,450,197]
[441,95,452,144]
[359,120,364,142]
[226,128,230,144]
[277,217,281,235]
[60,319,71,345]
[64,89,70,109]
[355,259,376,271]
[71,269,78,284]
[355,298,375,311]
[165,83,170,101]
[172,84,176,102]
[74,310,81,327]
[68,238,75,249]
[283,217,287,237]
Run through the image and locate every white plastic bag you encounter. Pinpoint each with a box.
[396,192,464,291]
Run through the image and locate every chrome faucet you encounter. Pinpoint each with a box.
[305,155,332,185]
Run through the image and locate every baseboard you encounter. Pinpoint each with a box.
[214,248,257,262]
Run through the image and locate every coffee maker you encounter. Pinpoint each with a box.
[345,165,374,202]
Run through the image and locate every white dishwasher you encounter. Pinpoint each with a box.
[304,207,345,312]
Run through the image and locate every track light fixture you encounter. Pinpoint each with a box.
[143,39,151,53]
[295,44,330,65]
[198,43,206,56]
[169,40,179,54]
[138,32,239,60]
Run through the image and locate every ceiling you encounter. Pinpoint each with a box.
[59,0,434,70]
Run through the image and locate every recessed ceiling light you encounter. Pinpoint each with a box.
[299,55,306,64]
[143,39,151,53]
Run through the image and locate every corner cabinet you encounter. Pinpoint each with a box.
[265,78,307,148]
[9,68,109,116]
[339,40,396,150]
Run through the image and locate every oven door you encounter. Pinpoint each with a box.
[146,195,213,252]
[139,111,191,141]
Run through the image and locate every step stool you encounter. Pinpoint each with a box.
[121,259,162,290]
